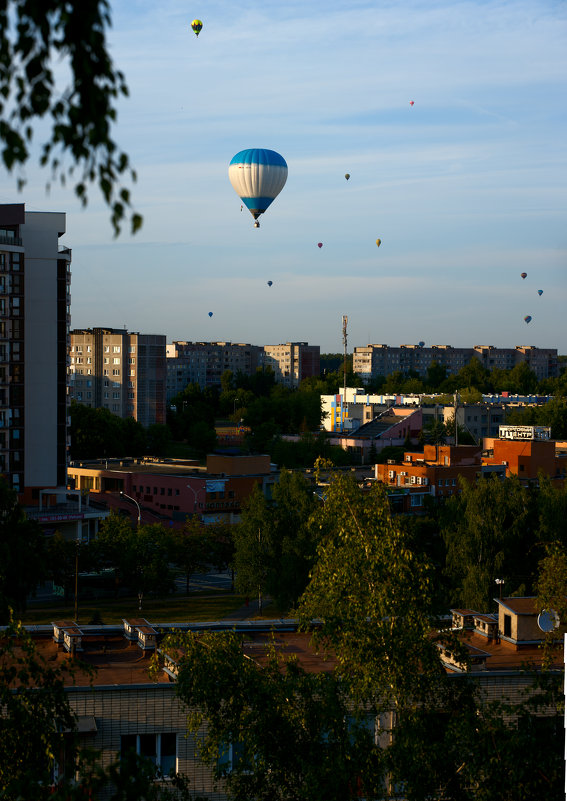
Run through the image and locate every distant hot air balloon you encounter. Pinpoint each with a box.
[538,289,543,296]
[267,280,273,287]
[345,173,350,181]
[409,101,415,106]
[376,238,381,248]
[229,148,288,228]
[317,242,323,248]
[521,272,527,279]
[191,19,203,36]
[418,341,425,347]
[524,315,532,324]
[208,312,213,318]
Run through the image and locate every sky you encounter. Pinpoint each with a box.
[2,0,566,354]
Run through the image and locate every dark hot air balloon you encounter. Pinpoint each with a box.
[538,289,543,296]
[524,315,532,324]
[267,281,273,287]
[318,242,323,248]
[521,272,527,279]
[208,312,213,318]
[345,173,350,180]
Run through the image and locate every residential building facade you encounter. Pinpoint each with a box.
[69,328,166,426]
[166,341,263,399]
[353,343,558,383]
[0,203,71,504]
[261,342,320,388]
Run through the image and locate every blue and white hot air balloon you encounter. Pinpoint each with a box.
[229,148,287,228]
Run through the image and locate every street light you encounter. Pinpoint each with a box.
[495,578,505,599]
[120,491,141,526]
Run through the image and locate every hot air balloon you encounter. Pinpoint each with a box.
[418,341,425,347]
[208,312,213,318]
[521,272,527,279]
[191,19,203,36]
[538,289,543,296]
[409,101,414,106]
[524,315,532,324]
[267,280,273,287]
[317,242,323,249]
[376,238,381,248]
[229,148,287,228]
[345,173,350,181]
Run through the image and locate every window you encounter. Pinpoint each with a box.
[503,614,512,637]
[113,346,121,353]
[120,733,177,776]
[217,741,251,775]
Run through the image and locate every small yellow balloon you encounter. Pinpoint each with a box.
[191,19,203,36]
[376,238,381,247]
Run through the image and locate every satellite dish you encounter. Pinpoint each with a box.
[537,609,560,633]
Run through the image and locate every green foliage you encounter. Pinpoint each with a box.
[0,479,47,622]
[506,396,567,439]
[441,476,538,609]
[69,402,146,460]
[233,471,320,612]
[161,629,384,801]
[0,618,86,799]
[93,514,174,598]
[298,473,444,707]
[0,0,141,235]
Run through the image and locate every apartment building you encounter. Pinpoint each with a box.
[69,328,166,426]
[353,344,558,383]
[261,342,320,388]
[10,605,562,799]
[0,203,71,504]
[166,341,262,399]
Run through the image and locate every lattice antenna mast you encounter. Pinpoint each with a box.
[342,315,348,432]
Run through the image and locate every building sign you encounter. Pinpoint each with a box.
[498,425,551,441]
[37,513,84,523]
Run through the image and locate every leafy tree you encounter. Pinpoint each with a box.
[441,476,538,609]
[69,403,146,460]
[233,471,319,612]
[156,630,384,801]
[425,360,448,390]
[232,486,270,611]
[298,473,444,707]
[93,513,174,598]
[46,532,78,606]
[0,479,47,622]
[146,423,172,457]
[0,0,141,235]
[169,517,217,594]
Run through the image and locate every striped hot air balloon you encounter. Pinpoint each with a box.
[229,149,288,228]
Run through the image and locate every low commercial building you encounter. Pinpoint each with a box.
[67,454,278,526]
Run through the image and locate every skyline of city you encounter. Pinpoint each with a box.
[1,0,565,353]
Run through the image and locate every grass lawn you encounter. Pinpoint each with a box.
[21,592,250,626]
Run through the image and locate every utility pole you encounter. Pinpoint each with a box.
[342,314,348,433]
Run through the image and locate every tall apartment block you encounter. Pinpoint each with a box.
[69,329,166,426]
[166,341,263,400]
[261,342,320,388]
[0,203,71,503]
[353,344,558,384]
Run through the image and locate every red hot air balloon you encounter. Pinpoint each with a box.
[317,242,323,248]
[409,101,414,106]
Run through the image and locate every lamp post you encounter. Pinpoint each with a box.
[495,578,504,600]
[120,491,141,526]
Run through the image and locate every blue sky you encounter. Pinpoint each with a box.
[3,0,566,354]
